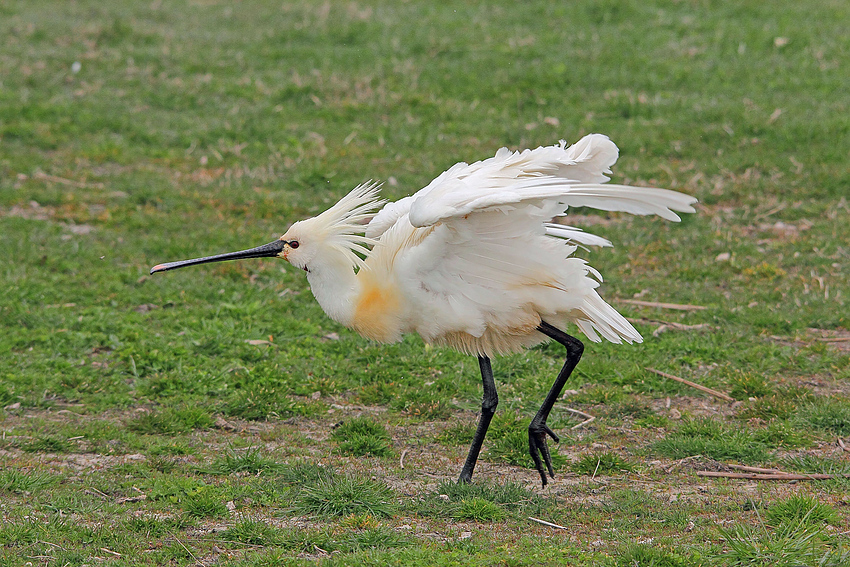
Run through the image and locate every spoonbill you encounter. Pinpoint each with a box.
[151,133,696,486]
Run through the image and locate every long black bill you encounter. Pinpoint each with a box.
[150,239,286,275]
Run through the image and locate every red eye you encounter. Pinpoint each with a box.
[289,240,299,249]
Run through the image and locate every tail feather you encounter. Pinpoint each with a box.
[575,292,643,344]
[525,182,697,222]
[556,133,620,184]
[544,223,612,247]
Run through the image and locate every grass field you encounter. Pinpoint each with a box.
[1,0,849,565]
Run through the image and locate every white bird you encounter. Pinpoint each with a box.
[151,133,697,486]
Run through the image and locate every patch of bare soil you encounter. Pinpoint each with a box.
[2,393,846,513]
[806,327,850,354]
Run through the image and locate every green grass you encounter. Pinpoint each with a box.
[454,497,508,521]
[0,467,59,493]
[201,445,286,475]
[766,495,840,528]
[295,476,397,519]
[614,543,701,567]
[331,416,394,458]
[128,404,215,434]
[653,417,775,463]
[719,523,849,567]
[572,452,636,476]
[422,480,552,520]
[1,0,849,564]
[485,410,569,470]
[800,398,850,436]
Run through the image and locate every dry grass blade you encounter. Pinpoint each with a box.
[563,407,596,430]
[33,171,105,189]
[645,368,734,402]
[697,471,837,480]
[627,317,715,337]
[726,464,783,474]
[616,299,707,311]
[527,517,567,530]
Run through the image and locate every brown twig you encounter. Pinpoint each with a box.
[33,171,105,189]
[663,454,703,473]
[645,368,734,402]
[753,202,787,222]
[626,318,714,337]
[168,532,202,566]
[697,471,836,480]
[838,438,850,453]
[84,487,110,500]
[628,318,714,330]
[400,449,408,470]
[726,464,782,474]
[563,407,596,430]
[116,494,147,504]
[37,541,66,551]
[527,516,568,530]
[651,323,714,337]
[616,299,707,311]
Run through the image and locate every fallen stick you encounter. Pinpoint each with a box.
[400,449,408,470]
[645,368,734,402]
[116,494,147,504]
[652,323,714,337]
[726,464,783,474]
[34,171,105,189]
[528,516,568,530]
[664,454,703,472]
[697,471,836,480]
[563,407,596,430]
[627,317,714,333]
[839,439,850,454]
[84,487,110,500]
[616,299,707,311]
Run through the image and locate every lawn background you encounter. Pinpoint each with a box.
[1,1,848,565]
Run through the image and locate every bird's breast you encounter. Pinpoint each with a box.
[351,273,404,344]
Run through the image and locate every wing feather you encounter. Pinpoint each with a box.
[365,195,414,239]
[407,133,696,227]
[360,133,695,351]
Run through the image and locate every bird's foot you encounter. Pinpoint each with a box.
[528,421,559,487]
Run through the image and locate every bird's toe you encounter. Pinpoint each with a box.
[528,430,556,487]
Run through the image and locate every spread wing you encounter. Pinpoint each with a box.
[365,195,415,239]
[362,134,697,350]
[366,133,695,243]
[407,133,696,227]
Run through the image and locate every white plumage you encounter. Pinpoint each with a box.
[283,133,695,357]
[151,132,697,486]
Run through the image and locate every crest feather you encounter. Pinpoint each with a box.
[305,181,386,269]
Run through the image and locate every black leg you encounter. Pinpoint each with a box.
[530,321,584,487]
[458,356,499,483]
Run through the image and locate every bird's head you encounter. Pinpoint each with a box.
[276,221,313,271]
[149,181,384,276]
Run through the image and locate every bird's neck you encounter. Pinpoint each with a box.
[304,252,360,327]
